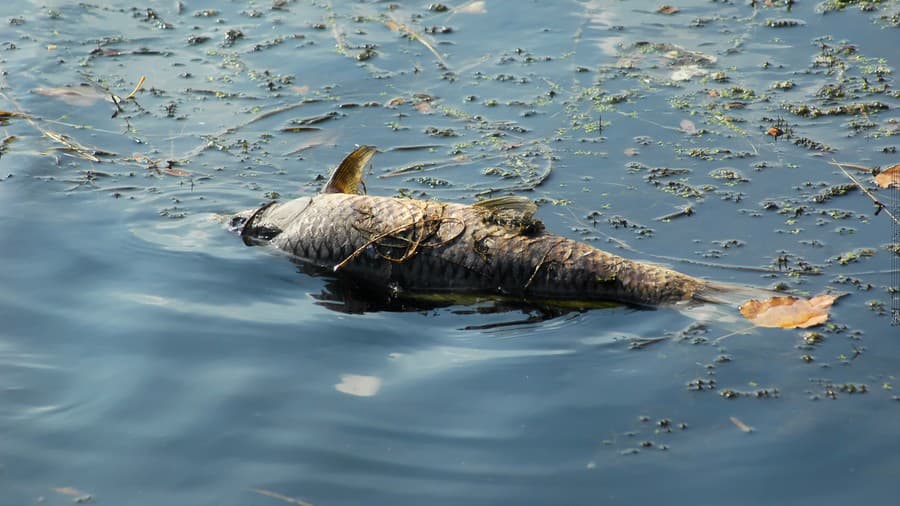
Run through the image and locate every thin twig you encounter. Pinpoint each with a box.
[712,325,756,345]
[654,205,694,221]
[125,75,146,99]
[382,16,449,69]
[831,160,899,226]
[334,206,464,272]
[831,161,873,173]
[524,239,567,291]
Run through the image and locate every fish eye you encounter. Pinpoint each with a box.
[230,216,247,230]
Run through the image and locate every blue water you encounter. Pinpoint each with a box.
[2,1,899,505]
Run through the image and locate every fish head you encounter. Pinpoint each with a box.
[230,197,314,245]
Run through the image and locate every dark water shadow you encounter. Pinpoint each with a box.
[290,260,624,327]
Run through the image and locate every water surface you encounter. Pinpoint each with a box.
[1,1,898,505]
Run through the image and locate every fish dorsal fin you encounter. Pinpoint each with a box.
[322,145,377,194]
[474,196,544,234]
[474,196,537,218]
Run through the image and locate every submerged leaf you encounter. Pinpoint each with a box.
[680,119,698,135]
[455,1,487,14]
[163,167,191,177]
[334,374,381,397]
[33,86,107,106]
[874,165,900,189]
[54,487,88,497]
[739,294,841,329]
[251,489,315,506]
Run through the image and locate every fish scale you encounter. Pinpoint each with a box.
[241,192,707,305]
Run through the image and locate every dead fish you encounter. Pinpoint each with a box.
[232,146,728,306]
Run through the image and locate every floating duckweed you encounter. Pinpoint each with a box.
[817,0,886,14]
[785,101,890,117]
[816,83,846,99]
[677,147,733,160]
[803,331,824,344]
[793,137,834,152]
[662,181,705,199]
[718,86,757,100]
[765,18,806,28]
[810,183,857,203]
[708,168,748,182]
[833,247,876,265]
[772,80,795,90]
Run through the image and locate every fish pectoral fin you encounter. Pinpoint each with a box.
[322,145,377,194]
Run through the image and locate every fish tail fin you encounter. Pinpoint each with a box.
[678,282,777,327]
[692,281,777,306]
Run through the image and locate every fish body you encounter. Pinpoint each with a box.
[234,146,714,306]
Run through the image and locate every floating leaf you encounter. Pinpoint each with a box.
[33,86,107,106]
[657,5,680,15]
[739,294,841,329]
[874,164,900,189]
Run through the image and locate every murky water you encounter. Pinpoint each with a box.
[2,1,898,504]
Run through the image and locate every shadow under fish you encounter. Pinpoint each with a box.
[230,146,765,315]
[292,258,622,328]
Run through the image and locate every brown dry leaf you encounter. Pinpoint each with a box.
[874,164,900,189]
[33,86,107,106]
[163,167,191,177]
[455,1,486,14]
[657,5,680,14]
[739,294,841,329]
[251,489,315,506]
